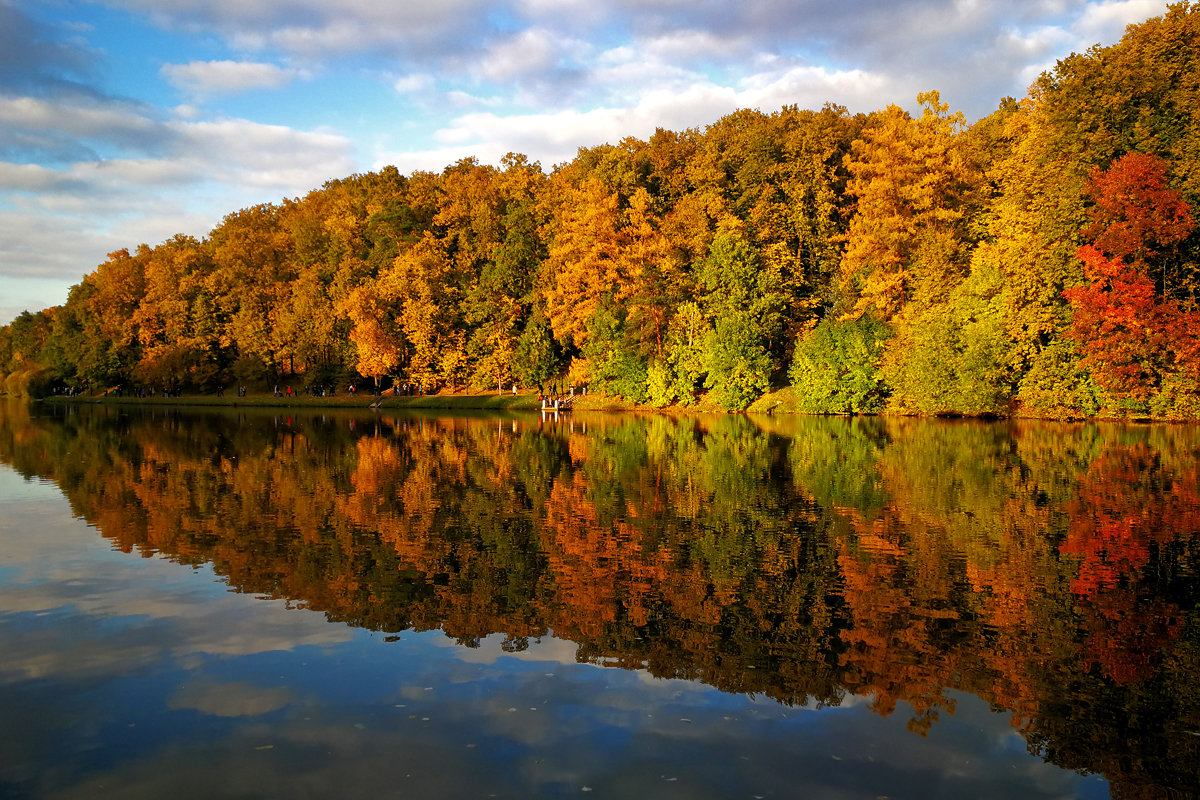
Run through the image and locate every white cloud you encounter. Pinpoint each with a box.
[0,162,78,193]
[2,112,353,211]
[171,103,203,120]
[0,95,162,154]
[1075,0,1169,38]
[168,118,355,191]
[589,46,702,95]
[160,60,300,97]
[0,210,126,278]
[445,90,500,109]
[0,93,356,311]
[103,0,499,60]
[479,29,561,82]
[639,29,747,62]
[737,64,891,111]
[517,0,602,17]
[266,18,380,57]
[996,24,1076,59]
[382,58,893,174]
[394,73,435,94]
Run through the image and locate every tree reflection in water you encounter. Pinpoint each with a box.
[2,402,1198,797]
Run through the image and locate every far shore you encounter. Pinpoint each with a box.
[25,386,797,415]
[32,389,630,413]
[19,391,1184,422]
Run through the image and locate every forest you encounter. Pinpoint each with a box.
[2,3,1200,418]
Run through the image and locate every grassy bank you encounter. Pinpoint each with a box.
[35,389,641,413]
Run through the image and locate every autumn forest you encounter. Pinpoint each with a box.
[3,4,1200,417]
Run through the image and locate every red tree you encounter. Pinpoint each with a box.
[1063,153,1197,401]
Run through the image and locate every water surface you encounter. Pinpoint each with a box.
[0,402,1196,798]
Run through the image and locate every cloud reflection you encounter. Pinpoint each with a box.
[0,469,351,684]
[168,680,296,717]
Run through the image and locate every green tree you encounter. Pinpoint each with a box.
[883,250,1015,415]
[698,228,784,409]
[703,315,771,410]
[48,282,123,389]
[647,302,709,407]
[790,314,891,413]
[581,302,648,402]
[465,202,544,389]
[512,310,560,391]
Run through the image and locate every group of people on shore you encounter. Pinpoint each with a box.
[273,384,348,398]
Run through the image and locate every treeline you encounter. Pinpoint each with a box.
[3,3,1200,416]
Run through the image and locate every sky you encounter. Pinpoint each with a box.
[0,0,1175,325]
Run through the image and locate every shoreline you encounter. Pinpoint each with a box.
[28,391,625,413]
[15,390,1186,423]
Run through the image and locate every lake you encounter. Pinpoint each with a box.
[0,401,1196,799]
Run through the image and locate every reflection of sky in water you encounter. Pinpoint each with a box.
[0,464,1108,800]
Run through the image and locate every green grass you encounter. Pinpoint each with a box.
[747,386,798,414]
[36,390,629,412]
[33,385,800,414]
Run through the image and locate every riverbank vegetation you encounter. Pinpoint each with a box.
[3,4,1199,418]
[34,387,645,413]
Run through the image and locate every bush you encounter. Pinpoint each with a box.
[790,314,891,413]
[2,368,55,397]
[1017,340,1105,418]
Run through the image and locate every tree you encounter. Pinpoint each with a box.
[208,204,297,377]
[647,302,709,407]
[512,311,560,391]
[703,315,771,410]
[840,92,981,319]
[1004,3,1200,414]
[542,178,629,345]
[790,314,891,413]
[883,249,1016,415]
[1081,152,1194,293]
[339,278,405,391]
[619,188,686,358]
[464,202,544,389]
[87,247,148,364]
[581,301,648,402]
[132,236,222,390]
[1063,153,1197,409]
[990,91,1092,398]
[698,228,784,409]
[375,235,467,389]
[49,282,120,389]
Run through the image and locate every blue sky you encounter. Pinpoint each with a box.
[0,0,1173,324]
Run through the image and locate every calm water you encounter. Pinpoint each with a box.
[0,402,1197,799]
